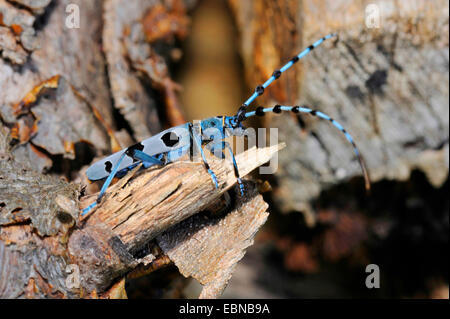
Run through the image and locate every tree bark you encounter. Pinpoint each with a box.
[229,0,449,219]
[1,118,281,297]
[0,0,278,299]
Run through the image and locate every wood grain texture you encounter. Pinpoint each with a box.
[103,0,195,139]
[0,0,447,299]
[0,0,114,172]
[103,0,162,140]
[81,143,283,253]
[69,143,281,295]
[157,183,269,299]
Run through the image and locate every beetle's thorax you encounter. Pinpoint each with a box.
[200,116,244,139]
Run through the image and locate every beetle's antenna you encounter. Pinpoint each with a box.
[235,33,337,123]
[244,105,371,192]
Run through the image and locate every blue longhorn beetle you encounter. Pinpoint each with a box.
[82,33,370,216]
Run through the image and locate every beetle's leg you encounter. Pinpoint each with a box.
[82,150,165,216]
[206,141,226,159]
[166,144,190,163]
[207,141,245,196]
[82,152,127,216]
[224,143,245,196]
[131,149,164,167]
[191,127,219,189]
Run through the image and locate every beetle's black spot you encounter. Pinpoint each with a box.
[291,56,300,63]
[310,110,317,116]
[105,161,112,173]
[126,142,145,159]
[292,106,300,113]
[256,106,265,116]
[161,131,180,147]
[273,105,282,113]
[308,45,314,51]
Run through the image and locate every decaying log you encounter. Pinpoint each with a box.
[229,0,449,218]
[1,115,282,298]
[0,125,81,298]
[103,0,194,140]
[0,0,114,172]
[103,0,162,140]
[71,143,280,296]
[0,0,447,300]
[1,0,278,299]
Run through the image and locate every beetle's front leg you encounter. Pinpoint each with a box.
[82,149,164,216]
[206,141,245,196]
[190,124,219,189]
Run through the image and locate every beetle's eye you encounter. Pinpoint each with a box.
[211,122,216,127]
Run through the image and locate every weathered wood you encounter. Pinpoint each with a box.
[0,0,114,172]
[157,183,269,299]
[1,107,281,297]
[103,0,162,140]
[0,0,42,64]
[0,0,447,300]
[103,0,194,139]
[81,144,283,253]
[229,0,449,218]
[0,125,81,298]
[72,143,281,295]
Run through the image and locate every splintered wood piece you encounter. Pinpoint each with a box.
[157,183,269,299]
[81,144,284,253]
